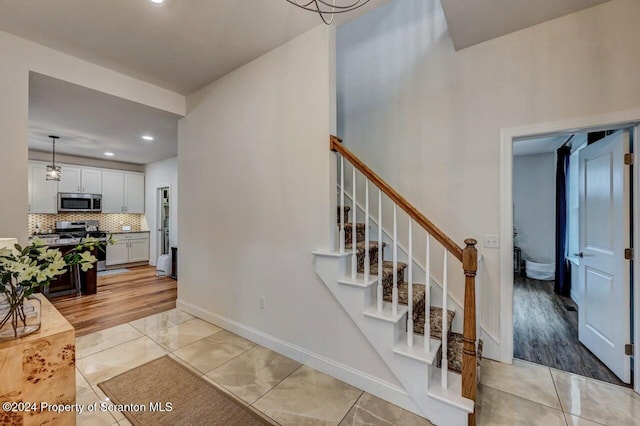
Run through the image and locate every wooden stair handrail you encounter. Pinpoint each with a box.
[330,135,464,262]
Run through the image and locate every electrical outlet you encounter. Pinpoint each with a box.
[259,296,266,310]
[484,234,500,248]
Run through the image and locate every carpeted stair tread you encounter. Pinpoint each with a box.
[345,240,385,252]
[414,306,456,341]
[364,260,407,298]
[344,223,366,244]
[346,241,385,271]
[382,283,426,322]
[437,332,483,380]
[367,260,407,276]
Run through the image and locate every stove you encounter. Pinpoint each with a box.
[55,220,107,271]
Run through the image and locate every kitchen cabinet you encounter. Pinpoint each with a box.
[28,162,58,214]
[106,232,149,265]
[102,171,145,214]
[58,165,102,194]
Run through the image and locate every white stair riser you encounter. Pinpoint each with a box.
[314,252,471,426]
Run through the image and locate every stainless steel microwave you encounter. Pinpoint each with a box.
[58,193,102,213]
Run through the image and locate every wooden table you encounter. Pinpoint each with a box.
[0,295,75,425]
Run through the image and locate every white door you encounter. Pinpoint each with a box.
[578,129,631,383]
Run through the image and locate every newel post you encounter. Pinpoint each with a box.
[461,238,478,426]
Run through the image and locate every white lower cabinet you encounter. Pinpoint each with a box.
[106,233,149,266]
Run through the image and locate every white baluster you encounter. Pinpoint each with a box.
[339,157,345,254]
[364,179,370,282]
[351,166,357,280]
[377,189,383,313]
[476,254,483,352]
[392,204,398,316]
[441,250,448,390]
[424,234,431,351]
[407,219,413,348]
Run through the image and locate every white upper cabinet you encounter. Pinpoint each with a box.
[102,171,145,214]
[28,163,57,214]
[81,168,102,194]
[58,166,81,193]
[58,165,102,194]
[125,173,145,214]
[102,171,126,213]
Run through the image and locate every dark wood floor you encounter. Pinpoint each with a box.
[514,275,627,386]
[50,265,177,337]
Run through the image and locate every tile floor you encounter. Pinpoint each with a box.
[73,308,640,425]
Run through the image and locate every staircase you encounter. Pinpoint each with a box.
[342,206,483,375]
[313,136,481,426]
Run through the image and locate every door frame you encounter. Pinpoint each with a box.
[499,108,640,393]
[154,183,172,265]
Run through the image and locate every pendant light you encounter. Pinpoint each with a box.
[285,0,371,25]
[46,135,61,181]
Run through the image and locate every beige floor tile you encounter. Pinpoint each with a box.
[339,392,433,426]
[76,368,91,392]
[128,309,194,334]
[76,387,117,426]
[76,336,167,385]
[128,312,176,335]
[118,420,133,426]
[146,318,221,351]
[76,324,143,359]
[480,358,561,409]
[564,412,605,425]
[172,330,255,373]
[165,308,195,324]
[253,365,363,425]
[477,385,566,426]
[207,345,301,403]
[552,368,640,425]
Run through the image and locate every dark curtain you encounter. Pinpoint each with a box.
[555,145,571,296]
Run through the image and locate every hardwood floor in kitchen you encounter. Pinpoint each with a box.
[50,265,177,337]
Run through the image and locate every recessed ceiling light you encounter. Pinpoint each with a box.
[142,135,154,141]
[104,152,115,157]
[150,0,164,3]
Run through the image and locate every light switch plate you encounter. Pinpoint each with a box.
[484,234,500,248]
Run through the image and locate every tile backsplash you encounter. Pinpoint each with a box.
[29,213,144,235]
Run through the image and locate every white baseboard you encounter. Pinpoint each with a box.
[176,298,424,417]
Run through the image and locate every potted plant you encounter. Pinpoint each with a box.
[0,237,107,340]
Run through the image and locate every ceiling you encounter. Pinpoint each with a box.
[29,72,181,164]
[9,0,612,164]
[440,0,610,50]
[0,0,388,95]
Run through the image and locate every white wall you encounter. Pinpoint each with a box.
[337,0,640,354]
[0,29,184,243]
[178,25,412,406]
[145,156,178,265]
[513,153,556,262]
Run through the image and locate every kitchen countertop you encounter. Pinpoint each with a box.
[29,237,85,247]
[107,230,150,234]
